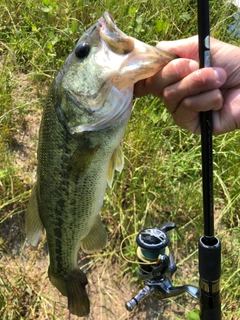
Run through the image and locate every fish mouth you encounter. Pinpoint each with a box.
[97,12,177,89]
[98,12,135,54]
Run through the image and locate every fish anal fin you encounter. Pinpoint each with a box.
[48,267,68,297]
[48,267,90,317]
[25,184,44,246]
[107,145,124,187]
[80,214,108,253]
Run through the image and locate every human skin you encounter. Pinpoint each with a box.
[134,36,240,135]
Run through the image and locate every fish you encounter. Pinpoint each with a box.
[25,12,177,317]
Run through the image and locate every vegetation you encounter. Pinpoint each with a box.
[1,0,240,319]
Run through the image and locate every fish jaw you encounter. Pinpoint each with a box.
[98,12,135,54]
[113,38,178,89]
[98,11,178,89]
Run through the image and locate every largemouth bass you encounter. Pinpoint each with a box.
[26,12,176,317]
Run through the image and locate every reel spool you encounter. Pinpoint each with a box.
[136,222,176,279]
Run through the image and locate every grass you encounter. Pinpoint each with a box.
[1,0,240,319]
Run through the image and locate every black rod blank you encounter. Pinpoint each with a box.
[198,0,214,239]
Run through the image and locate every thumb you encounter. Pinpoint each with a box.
[157,36,199,61]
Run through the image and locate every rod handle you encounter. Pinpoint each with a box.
[199,236,221,320]
[199,236,221,281]
[199,288,221,320]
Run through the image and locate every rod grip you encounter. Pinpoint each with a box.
[199,236,221,320]
[199,236,221,281]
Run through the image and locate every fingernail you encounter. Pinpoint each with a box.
[189,60,199,72]
[214,68,227,84]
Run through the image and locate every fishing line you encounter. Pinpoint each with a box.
[120,233,159,265]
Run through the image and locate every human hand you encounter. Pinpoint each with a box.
[134,36,240,134]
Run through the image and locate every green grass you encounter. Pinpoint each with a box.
[1,0,240,319]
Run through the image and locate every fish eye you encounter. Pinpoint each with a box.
[75,43,90,59]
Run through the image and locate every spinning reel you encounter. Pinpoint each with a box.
[125,222,199,312]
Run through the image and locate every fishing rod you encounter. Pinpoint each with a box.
[197,0,221,318]
[124,1,221,319]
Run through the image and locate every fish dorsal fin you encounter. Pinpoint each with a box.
[107,145,124,187]
[80,214,108,253]
[25,184,44,246]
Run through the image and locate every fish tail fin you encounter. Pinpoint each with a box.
[25,184,44,246]
[48,267,90,317]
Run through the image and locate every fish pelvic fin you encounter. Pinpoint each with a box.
[48,267,90,317]
[107,145,124,187]
[25,184,44,246]
[80,214,108,253]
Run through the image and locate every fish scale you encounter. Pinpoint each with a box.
[25,11,177,317]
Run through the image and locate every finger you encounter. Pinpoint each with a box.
[214,88,240,134]
[134,79,149,97]
[172,89,224,134]
[156,36,199,60]
[143,58,199,98]
[163,67,227,113]
[134,58,197,98]
[134,37,199,98]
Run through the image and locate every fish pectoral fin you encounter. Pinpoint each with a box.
[25,184,44,246]
[48,267,90,317]
[80,214,108,253]
[107,145,124,187]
